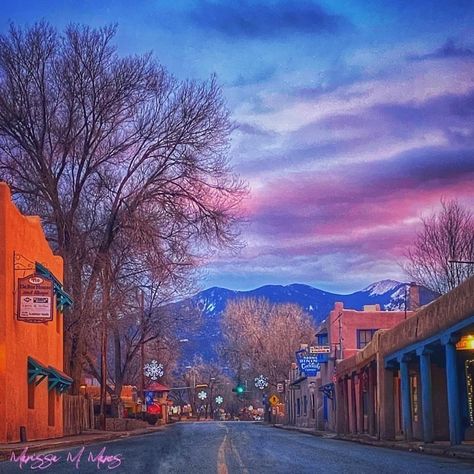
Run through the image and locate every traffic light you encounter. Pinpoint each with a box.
[232,383,245,395]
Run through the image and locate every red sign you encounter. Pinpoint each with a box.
[17,274,54,322]
[147,403,161,415]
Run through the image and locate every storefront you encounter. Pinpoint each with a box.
[0,183,72,443]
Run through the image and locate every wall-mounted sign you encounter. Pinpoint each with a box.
[310,345,331,354]
[277,382,284,393]
[456,335,474,351]
[296,349,321,376]
[17,274,53,322]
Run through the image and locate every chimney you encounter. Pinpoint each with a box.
[363,304,381,311]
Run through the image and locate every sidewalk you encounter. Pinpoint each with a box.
[0,425,165,461]
[273,424,474,461]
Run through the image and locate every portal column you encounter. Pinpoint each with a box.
[350,372,357,434]
[398,355,413,441]
[367,362,376,436]
[442,335,462,445]
[417,347,434,443]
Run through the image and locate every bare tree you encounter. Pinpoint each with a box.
[220,298,316,388]
[404,199,474,294]
[179,356,224,418]
[0,22,246,391]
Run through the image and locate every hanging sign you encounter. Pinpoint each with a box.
[310,345,331,354]
[17,274,54,322]
[296,349,321,376]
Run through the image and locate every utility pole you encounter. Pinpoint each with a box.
[99,262,110,431]
[140,289,145,417]
[337,312,343,360]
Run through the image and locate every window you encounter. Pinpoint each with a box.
[316,333,328,345]
[303,395,308,416]
[28,382,35,409]
[48,390,56,426]
[296,398,301,416]
[357,329,378,349]
[311,394,315,418]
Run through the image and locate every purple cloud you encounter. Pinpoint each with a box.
[407,39,474,61]
[188,1,350,38]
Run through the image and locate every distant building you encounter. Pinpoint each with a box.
[285,291,423,431]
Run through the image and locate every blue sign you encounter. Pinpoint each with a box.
[296,350,321,376]
[144,391,154,405]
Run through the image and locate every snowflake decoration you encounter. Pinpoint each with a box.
[254,374,269,390]
[215,395,224,405]
[143,360,164,380]
[198,390,207,400]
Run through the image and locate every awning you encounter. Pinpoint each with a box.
[48,365,73,393]
[290,375,307,386]
[28,356,49,386]
[35,262,73,311]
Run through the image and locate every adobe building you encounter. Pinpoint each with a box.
[313,302,414,432]
[336,276,474,445]
[0,183,72,442]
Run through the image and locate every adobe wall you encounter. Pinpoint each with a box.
[380,276,474,358]
[328,303,410,359]
[0,183,64,442]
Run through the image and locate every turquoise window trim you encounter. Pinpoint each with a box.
[28,356,49,386]
[47,366,73,393]
[35,262,73,311]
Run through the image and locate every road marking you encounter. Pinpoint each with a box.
[229,437,249,474]
[217,434,228,474]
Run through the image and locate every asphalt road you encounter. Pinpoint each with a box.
[1,422,474,473]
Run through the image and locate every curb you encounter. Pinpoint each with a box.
[272,424,325,437]
[334,435,474,461]
[0,425,166,462]
[271,425,474,462]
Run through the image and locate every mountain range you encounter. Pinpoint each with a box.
[171,279,438,363]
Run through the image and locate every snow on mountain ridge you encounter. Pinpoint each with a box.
[363,279,402,296]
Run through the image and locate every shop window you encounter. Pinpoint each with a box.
[410,374,419,422]
[303,395,307,415]
[311,394,315,418]
[465,360,474,426]
[48,390,55,426]
[357,329,378,349]
[296,398,301,416]
[28,382,35,409]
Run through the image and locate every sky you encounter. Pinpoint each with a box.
[1,1,474,293]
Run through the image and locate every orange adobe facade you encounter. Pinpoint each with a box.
[0,182,71,443]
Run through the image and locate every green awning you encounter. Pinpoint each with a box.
[48,366,73,393]
[28,356,49,386]
[35,262,73,311]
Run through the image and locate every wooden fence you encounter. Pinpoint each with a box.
[63,394,94,436]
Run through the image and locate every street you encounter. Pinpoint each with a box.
[1,422,474,474]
